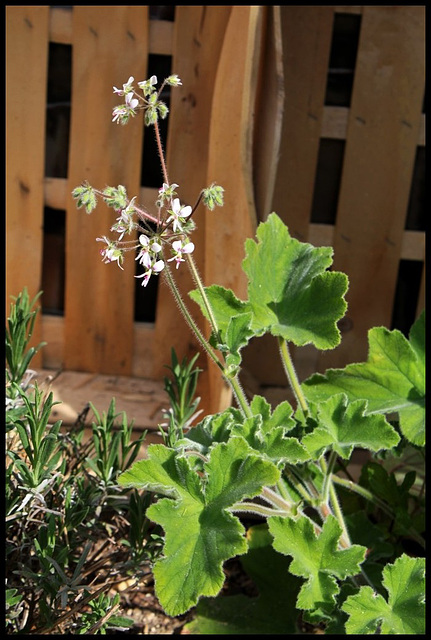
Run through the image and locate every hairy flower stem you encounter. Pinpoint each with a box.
[162,257,223,373]
[278,338,309,415]
[186,253,220,341]
[162,257,250,418]
[185,252,252,418]
[228,375,253,418]
[153,121,169,186]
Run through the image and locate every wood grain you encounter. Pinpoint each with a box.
[6,6,50,367]
[64,7,148,375]
[320,5,425,368]
[153,6,232,415]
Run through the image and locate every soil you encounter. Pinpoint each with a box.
[110,557,257,635]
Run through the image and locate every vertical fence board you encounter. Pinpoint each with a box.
[243,6,334,387]
[271,6,334,241]
[253,6,284,222]
[6,6,49,365]
[6,6,425,413]
[64,7,148,375]
[153,7,232,415]
[320,5,425,370]
[205,6,262,412]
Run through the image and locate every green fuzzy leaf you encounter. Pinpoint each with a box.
[189,285,249,336]
[230,396,309,464]
[342,555,425,634]
[231,416,309,465]
[268,514,366,614]
[302,312,425,446]
[242,213,348,349]
[189,286,253,368]
[184,524,301,634]
[225,312,254,371]
[177,408,240,455]
[302,394,400,459]
[249,395,295,433]
[118,439,280,616]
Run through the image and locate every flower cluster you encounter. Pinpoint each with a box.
[111,74,182,127]
[72,74,225,288]
[73,181,198,286]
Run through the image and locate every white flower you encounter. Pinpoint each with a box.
[112,92,139,125]
[137,75,158,96]
[96,236,124,269]
[113,76,134,96]
[125,92,139,110]
[165,198,192,233]
[111,197,137,239]
[135,234,162,267]
[135,257,165,287]
[168,239,195,269]
[166,74,182,87]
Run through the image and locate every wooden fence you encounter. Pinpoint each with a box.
[6,6,425,415]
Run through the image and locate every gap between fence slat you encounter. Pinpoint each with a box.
[319,5,425,369]
[48,6,174,55]
[271,6,334,242]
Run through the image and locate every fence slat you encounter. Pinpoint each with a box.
[253,6,284,221]
[320,5,425,369]
[6,6,50,366]
[271,6,334,241]
[204,6,263,412]
[243,6,334,387]
[152,6,232,415]
[64,7,148,375]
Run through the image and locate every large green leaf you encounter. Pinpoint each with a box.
[268,514,366,615]
[302,394,400,459]
[302,312,425,446]
[342,555,425,634]
[118,439,280,616]
[184,524,301,634]
[190,214,349,358]
[189,286,253,370]
[230,396,309,464]
[242,213,348,349]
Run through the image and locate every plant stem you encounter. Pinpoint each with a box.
[260,486,295,513]
[321,451,338,505]
[278,338,309,414]
[185,249,251,418]
[162,258,223,374]
[332,475,426,549]
[285,467,317,503]
[186,253,220,339]
[319,454,351,548]
[153,121,169,186]
[224,373,250,417]
[162,258,251,418]
[230,502,290,519]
